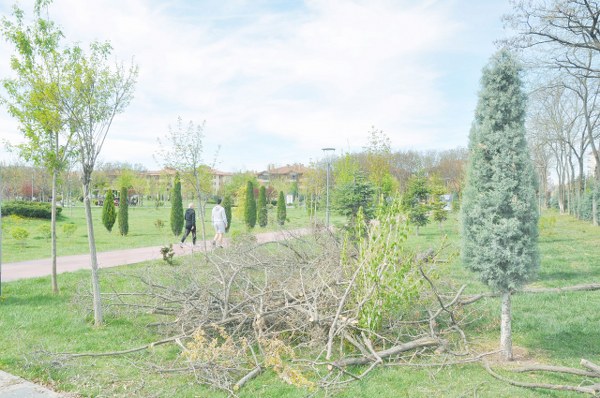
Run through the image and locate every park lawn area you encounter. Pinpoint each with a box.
[0,210,598,397]
[1,203,329,263]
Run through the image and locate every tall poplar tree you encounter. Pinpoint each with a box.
[118,185,129,236]
[277,191,286,226]
[223,194,232,232]
[461,49,539,361]
[258,185,267,227]
[245,181,256,229]
[170,173,183,236]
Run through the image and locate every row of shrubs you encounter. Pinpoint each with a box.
[1,201,62,219]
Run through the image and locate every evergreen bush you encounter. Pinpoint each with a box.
[170,173,184,236]
[258,186,268,227]
[223,194,233,232]
[277,191,286,225]
[1,201,61,219]
[102,190,117,232]
[244,181,256,229]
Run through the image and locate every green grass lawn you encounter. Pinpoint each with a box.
[0,209,598,397]
[1,204,335,263]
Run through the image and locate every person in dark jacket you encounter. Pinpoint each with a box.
[180,203,196,247]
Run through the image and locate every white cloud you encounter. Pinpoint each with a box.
[0,0,508,171]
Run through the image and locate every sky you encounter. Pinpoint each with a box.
[0,0,514,173]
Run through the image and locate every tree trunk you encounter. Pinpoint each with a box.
[500,291,513,361]
[197,196,207,251]
[593,194,598,227]
[83,181,103,326]
[51,169,58,293]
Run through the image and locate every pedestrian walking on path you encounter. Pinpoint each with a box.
[211,198,228,248]
[180,203,196,247]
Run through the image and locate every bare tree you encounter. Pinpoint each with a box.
[156,117,218,251]
[507,1,600,222]
[63,41,138,326]
[506,0,600,74]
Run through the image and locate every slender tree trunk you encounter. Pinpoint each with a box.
[83,181,103,326]
[500,291,513,361]
[594,170,600,227]
[197,196,207,251]
[51,169,58,293]
[593,193,598,226]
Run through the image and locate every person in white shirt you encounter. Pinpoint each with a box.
[211,198,228,248]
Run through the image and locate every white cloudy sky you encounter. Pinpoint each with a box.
[0,0,512,172]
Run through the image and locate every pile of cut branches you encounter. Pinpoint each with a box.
[81,206,480,395]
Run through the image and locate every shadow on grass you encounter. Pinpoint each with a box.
[0,293,66,307]
[540,236,579,244]
[536,269,600,283]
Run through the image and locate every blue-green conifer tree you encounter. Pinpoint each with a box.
[461,49,539,361]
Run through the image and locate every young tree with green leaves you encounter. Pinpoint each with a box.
[258,185,267,227]
[1,0,76,293]
[429,176,448,229]
[277,191,286,226]
[222,194,232,232]
[171,173,184,236]
[461,49,539,361]
[118,185,129,236]
[245,180,256,229]
[101,190,116,232]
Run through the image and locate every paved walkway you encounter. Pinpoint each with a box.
[2,228,311,282]
[0,370,72,398]
[0,228,312,397]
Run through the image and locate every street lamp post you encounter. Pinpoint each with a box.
[322,147,335,228]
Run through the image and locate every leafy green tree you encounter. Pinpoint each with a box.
[222,194,232,232]
[258,185,267,227]
[244,181,256,229]
[118,185,129,236]
[429,175,448,229]
[461,49,539,361]
[277,191,286,225]
[170,173,184,236]
[332,171,376,224]
[401,173,430,235]
[1,0,76,293]
[102,190,117,232]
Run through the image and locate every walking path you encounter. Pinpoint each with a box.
[2,228,311,282]
[0,370,74,398]
[0,228,312,397]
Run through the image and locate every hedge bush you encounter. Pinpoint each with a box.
[1,201,62,219]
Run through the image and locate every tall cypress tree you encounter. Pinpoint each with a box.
[118,185,129,236]
[244,181,256,229]
[170,173,184,236]
[102,190,117,232]
[223,194,232,232]
[461,49,539,361]
[277,191,286,226]
[258,185,268,227]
